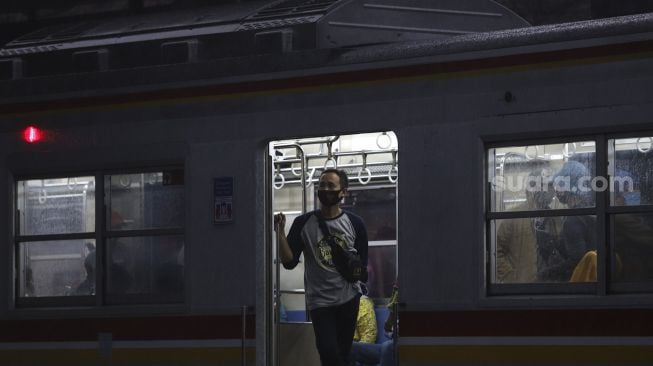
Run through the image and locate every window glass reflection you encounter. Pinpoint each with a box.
[340,186,396,241]
[609,137,653,206]
[366,245,396,298]
[106,170,184,231]
[612,213,653,283]
[17,177,95,235]
[18,240,96,297]
[489,142,596,212]
[340,186,397,298]
[106,235,184,303]
[492,215,597,283]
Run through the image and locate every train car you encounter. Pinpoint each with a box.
[1,0,653,365]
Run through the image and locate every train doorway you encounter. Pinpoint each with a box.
[267,132,399,366]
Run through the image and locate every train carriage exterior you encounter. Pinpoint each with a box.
[1,0,653,365]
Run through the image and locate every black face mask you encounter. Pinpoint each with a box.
[318,190,341,207]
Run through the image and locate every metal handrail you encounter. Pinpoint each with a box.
[272,143,307,212]
[333,149,397,158]
[274,174,397,186]
[273,147,399,187]
[275,160,395,170]
[274,148,396,162]
[285,135,340,146]
[498,152,525,211]
[279,289,305,294]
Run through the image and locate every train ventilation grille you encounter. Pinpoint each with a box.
[240,15,319,31]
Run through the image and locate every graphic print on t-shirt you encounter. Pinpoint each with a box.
[315,233,346,271]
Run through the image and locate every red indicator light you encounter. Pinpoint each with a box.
[22,126,44,143]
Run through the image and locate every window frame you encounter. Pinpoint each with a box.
[485,135,609,296]
[487,132,653,296]
[13,166,185,308]
[606,132,653,294]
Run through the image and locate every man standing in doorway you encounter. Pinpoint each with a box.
[275,168,368,366]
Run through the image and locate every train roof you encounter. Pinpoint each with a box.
[0,1,527,56]
[1,1,653,108]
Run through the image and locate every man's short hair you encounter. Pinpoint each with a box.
[320,168,349,190]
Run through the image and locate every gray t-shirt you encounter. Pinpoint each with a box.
[284,210,368,310]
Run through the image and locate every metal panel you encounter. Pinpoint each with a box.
[245,0,341,20]
[279,323,321,365]
[0,58,22,80]
[317,0,530,48]
[72,49,109,72]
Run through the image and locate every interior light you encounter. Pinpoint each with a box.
[22,126,44,143]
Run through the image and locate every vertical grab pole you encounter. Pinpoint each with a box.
[298,146,306,214]
[241,305,247,366]
[297,146,309,322]
[275,228,281,366]
[271,142,306,366]
[393,301,399,366]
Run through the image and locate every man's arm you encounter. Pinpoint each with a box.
[348,213,368,273]
[275,213,304,269]
[275,213,294,264]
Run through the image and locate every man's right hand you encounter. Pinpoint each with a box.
[274,213,286,232]
[275,212,294,264]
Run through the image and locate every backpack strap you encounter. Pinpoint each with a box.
[314,212,332,239]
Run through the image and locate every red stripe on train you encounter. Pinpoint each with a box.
[400,309,653,337]
[0,314,255,342]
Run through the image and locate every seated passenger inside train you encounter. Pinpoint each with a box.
[544,161,597,282]
[349,283,397,366]
[607,167,653,283]
[496,165,559,283]
[73,242,96,295]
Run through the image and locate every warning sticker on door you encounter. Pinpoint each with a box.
[214,177,233,224]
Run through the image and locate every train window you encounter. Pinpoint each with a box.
[488,142,596,213]
[612,214,653,285]
[106,235,184,303]
[608,137,653,207]
[18,239,96,298]
[104,170,185,304]
[16,176,96,301]
[17,176,96,235]
[491,215,597,284]
[487,141,598,288]
[608,137,653,288]
[15,169,184,307]
[106,171,184,230]
[489,136,653,293]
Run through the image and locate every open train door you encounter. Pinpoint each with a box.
[267,132,399,366]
